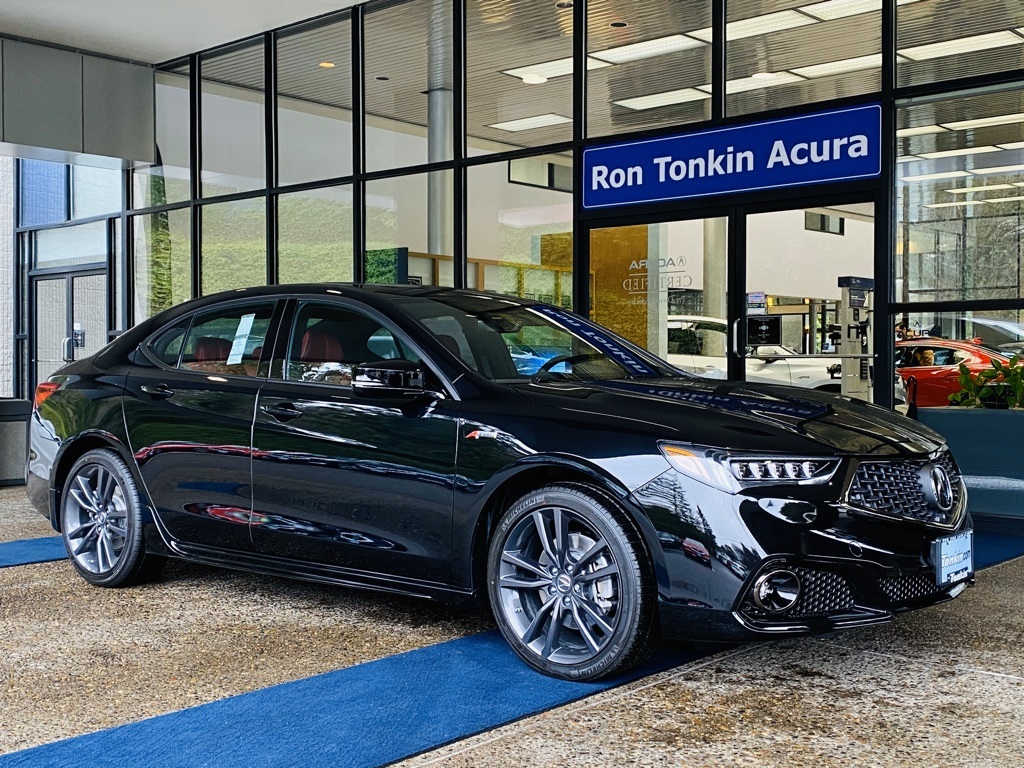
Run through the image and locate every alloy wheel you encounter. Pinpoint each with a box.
[62,463,129,574]
[497,505,621,665]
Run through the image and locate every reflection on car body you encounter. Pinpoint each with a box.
[29,284,975,682]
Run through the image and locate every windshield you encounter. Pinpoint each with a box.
[394,295,679,382]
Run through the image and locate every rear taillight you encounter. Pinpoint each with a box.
[34,381,60,408]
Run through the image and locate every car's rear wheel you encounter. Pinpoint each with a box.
[487,484,657,681]
[60,448,164,587]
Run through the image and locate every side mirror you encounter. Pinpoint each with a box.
[352,360,430,399]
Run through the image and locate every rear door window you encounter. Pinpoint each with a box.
[176,304,275,377]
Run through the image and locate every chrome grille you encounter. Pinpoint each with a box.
[878,573,943,604]
[847,452,962,526]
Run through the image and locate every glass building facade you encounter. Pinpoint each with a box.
[10,0,1024,410]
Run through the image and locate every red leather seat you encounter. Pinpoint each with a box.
[194,336,231,363]
[301,329,343,363]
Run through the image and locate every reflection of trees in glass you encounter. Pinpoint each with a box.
[134,180,191,322]
[202,199,266,294]
[278,193,353,284]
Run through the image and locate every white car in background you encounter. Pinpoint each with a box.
[666,315,841,391]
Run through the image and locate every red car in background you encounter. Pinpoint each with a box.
[896,338,1013,408]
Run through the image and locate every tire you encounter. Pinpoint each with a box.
[487,483,657,681]
[60,448,165,587]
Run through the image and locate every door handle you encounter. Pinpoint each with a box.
[731,318,743,357]
[140,383,175,399]
[62,337,74,363]
[260,403,303,421]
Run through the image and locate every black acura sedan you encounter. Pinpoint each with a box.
[28,285,974,681]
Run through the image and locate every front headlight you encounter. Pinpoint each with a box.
[658,442,840,494]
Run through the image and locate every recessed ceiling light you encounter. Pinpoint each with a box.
[791,53,881,78]
[488,113,572,132]
[555,1,572,8]
[918,145,1001,159]
[899,31,1024,62]
[375,76,389,81]
[318,61,336,68]
[521,74,548,85]
[896,125,948,137]
[726,72,803,94]
[940,112,1024,131]
[502,56,610,81]
[944,184,1015,194]
[900,171,972,182]
[590,34,706,64]
[751,72,777,80]
[689,10,817,43]
[971,163,1024,175]
[923,200,986,208]
[613,88,711,110]
[610,21,628,28]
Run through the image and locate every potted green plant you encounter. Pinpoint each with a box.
[948,355,1024,409]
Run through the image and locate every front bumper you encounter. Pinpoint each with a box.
[657,534,975,643]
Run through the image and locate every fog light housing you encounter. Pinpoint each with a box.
[752,569,801,613]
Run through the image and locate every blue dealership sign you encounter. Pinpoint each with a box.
[582,104,881,209]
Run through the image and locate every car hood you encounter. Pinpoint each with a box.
[507,377,944,457]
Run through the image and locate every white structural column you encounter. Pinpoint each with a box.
[646,223,668,358]
[0,157,13,396]
[427,0,453,261]
[703,217,728,357]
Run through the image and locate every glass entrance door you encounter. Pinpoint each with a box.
[32,271,107,388]
[589,217,729,378]
[743,203,875,399]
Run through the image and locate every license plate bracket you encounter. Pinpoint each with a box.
[932,530,973,586]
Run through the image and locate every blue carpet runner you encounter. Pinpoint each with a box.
[0,531,1021,767]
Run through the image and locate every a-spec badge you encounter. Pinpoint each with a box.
[465,428,500,440]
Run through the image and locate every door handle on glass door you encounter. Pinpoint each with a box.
[62,337,74,363]
[140,384,175,399]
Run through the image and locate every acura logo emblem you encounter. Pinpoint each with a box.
[929,465,954,512]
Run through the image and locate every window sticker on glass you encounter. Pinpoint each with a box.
[227,313,256,365]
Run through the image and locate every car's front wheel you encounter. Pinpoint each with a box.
[60,448,164,587]
[487,484,657,680]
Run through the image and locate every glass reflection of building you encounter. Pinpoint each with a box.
[8,0,1024,411]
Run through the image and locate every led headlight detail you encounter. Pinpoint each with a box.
[658,442,840,493]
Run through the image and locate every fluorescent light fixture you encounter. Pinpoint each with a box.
[726,72,804,94]
[521,74,547,84]
[896,125,948,137]
[591,34,705,64]
[896,155,920,163]
[918,145,1001,159]
[899,31,1024,62]
[924,200,986,209]
[488,114,572,132]
[801,0,880,21]
[613,88,710,111]
[944,184,1014,194]
[791,53,881,78]
[799,0,924,20]
[981,195,1024,203]
[502,56,609,81]
[941,112,1024,131]
[997,141,1024,150]
[970,163,1024,175]
[689,10,817,42]
[900,171,972,182]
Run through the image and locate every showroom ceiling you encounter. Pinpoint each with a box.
[0,0,359,63]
